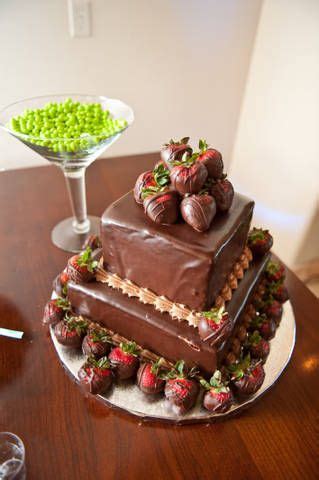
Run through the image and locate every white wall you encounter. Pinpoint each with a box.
[230,0,319,266]
[0,0,262,170]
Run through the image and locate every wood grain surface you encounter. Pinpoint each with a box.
[0,153,318,480]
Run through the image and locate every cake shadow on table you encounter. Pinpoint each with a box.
[42,137,292,422]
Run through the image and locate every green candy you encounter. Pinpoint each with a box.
[8,98,127,153]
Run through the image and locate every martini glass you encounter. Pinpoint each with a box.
[0,94,134,252]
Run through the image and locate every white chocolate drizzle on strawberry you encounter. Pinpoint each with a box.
[95,247,252,328]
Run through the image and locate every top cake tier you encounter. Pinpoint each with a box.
[101,191,254,311]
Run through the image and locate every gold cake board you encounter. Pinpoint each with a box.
[50,301,296,424]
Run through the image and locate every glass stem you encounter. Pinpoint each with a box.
[64,169,90,234]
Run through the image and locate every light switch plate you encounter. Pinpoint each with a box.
[68,0,91,38]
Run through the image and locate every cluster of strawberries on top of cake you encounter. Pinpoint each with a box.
[134,137,234,232]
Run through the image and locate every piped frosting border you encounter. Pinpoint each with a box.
[95,247,253,328]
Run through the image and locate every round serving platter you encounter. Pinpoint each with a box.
[50,301,296,424]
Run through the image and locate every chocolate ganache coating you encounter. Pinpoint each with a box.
[67,255,269,375]
[101,191,254,311]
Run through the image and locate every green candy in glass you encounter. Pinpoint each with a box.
[8,98,127,153]
[0,94,134,252]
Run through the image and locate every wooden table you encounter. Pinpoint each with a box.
[0,154,318,480]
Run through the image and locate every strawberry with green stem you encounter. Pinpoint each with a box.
[262,298,283,325]
[247,331,270,362]
[160,137,193,170]
[52,270,69,297]
[249,313,276,340]
[67,247,99,284]
[267,281,289,303]
[248,228,273,257]
[197,139,224,179]
[170,152,208,195]
[164,360,199,415]
[201,370,234,413]
[109,341,140,380]
[137,358,166,394]
[82,325,112,358]
[265,260,285,283]
[54,315,88,348]
[229,354,265,396]
[198,306,232,343]
[139,163,171,201]
[134,170,157,204]
[43,296,70,325]
[78,356,113,395]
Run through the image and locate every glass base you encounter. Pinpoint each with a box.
[51,216,100,253]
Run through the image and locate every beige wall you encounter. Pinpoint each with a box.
[230,0,319,266]
[0,0,262,169]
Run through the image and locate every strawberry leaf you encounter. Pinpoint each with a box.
[248,331,262,346]
[97,356,111,369]
[200,378,211,390]
[153,164,170,187]
[56,297,71,311]
[201,306,227,324]
[199,138,208,152]
[77,247,98,273]
[141,185,160,199]
[120,341,139,356]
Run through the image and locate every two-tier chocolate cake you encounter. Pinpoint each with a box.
[44,137,289,416]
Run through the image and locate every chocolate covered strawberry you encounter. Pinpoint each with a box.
[268,282,289,303]
[134,170,156,204]
[52,270,69,297]
[248,228,273,257]
[109,341,140,380]
[197,139,224,179]
[201,370,234,413]
[82,325,111,358]
[252,292,265,311]
[248,331,270,362]
[43,297,70,325]
[229,355,265,396]
[67,247,99,284]
[136,164,171,205]
[210,177,234,212]
[180,194,216,232]
[78,356,113,395]
[265,261,285,283]
[137,359,165,394]
[164,360,199,415]
[263,299,283,325]
[198,306,231,343]
[250,314,276,340]
[160,137,193,170]
[82,234,102,251]
[170,156,208,195]
[54,315,88,348]
[143,189,179,225]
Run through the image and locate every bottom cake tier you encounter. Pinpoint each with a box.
[45,249,290,418]
[67,255,269,375]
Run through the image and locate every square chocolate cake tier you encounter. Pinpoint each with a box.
[101,191,254,311]
[68,255,269,375]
